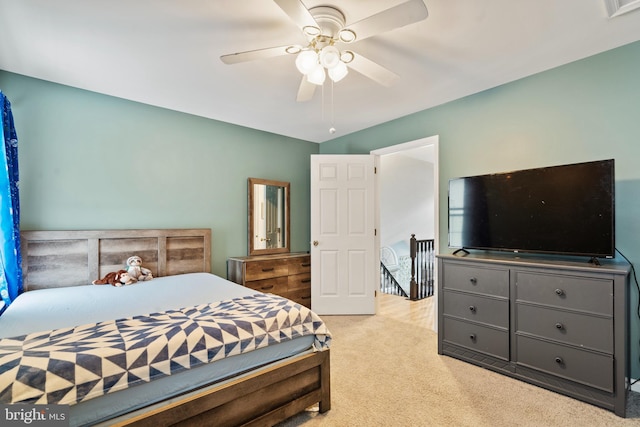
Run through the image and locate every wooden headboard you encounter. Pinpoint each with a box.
[20,228,211,291]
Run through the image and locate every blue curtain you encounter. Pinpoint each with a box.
[0,91,22,312]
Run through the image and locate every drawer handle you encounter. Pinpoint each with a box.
[469,277,477,284]
[554,357,564,365]
[301,263,311,267]
[469,305,476,312]
[301,279,311,283]
[555,288,565,296]
[469,333,477,341]
[261,285,274,290]
[261,267,275,272]
[555,322,564,330]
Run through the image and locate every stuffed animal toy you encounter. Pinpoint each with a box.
[126,255,153,281]
[93,270,137,287]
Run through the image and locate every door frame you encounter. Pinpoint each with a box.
[371,135,440,330]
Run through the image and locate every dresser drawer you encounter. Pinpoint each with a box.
[228,253,312,306]
[442,317,509,360]
[516,304,613,353]
[288,272,311,291]
[515,271,612,315]
[443,291,509,328]
[245,259,288,281]
[286,288,312,308]
[442,263,509,297]
[516,335,613,392]
[288,256,311,275]
[244,276,288,294]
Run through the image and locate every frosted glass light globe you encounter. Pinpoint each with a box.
[307,65,326,85]
[319,46,341,69]
[328,61,348,82]
[295,50,318,75]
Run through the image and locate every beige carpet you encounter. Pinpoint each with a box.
[277,296,640,427]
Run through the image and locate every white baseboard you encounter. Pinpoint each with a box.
[632,380,640,393]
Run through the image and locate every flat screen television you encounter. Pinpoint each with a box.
[448,159,615,259]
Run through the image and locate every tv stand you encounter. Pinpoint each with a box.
[437,252,630,417]
[452,248,470,256]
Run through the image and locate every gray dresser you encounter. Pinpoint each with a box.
[437,253,631,417]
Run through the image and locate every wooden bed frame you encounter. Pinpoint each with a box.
[19,228,331,426]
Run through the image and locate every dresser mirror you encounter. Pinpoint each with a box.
[248,178,290,256]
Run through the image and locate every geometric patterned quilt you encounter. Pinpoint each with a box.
[0,293,331,406]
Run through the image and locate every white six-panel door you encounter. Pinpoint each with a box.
[310,154,376,315]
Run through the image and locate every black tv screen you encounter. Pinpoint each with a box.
[448,159,615,258]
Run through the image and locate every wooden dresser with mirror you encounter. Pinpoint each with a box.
[227,178,312,307]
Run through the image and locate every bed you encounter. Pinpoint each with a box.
[0,228,331,426]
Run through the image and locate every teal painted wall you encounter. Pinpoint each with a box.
[0,72,319,277]
[2,40,640,377]
[321,40,640,378]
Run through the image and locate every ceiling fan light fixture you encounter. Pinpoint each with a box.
[319,45,341,69]
[338,29,356,43]
[295,50,319,74]
[340,50,355,64]
[328,61,348,82]
[307,65,326,85]
[222,2,430,101]
[303,25,321,37]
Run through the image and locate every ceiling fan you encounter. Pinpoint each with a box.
[220,0,429,102]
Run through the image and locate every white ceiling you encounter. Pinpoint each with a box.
[1,0,640,143]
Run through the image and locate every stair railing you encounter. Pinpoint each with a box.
[380,262,408,297]
[409,234,435,300]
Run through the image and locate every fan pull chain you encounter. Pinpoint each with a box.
[321,80,325,123]
[320,81,336,135]
[329,80,336,134]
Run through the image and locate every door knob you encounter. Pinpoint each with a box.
[313,240,319,246]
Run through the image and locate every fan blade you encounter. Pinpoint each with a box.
[296,76,316,102]
[220,45,292,64]
[347,53,399,87]
[346,0,428,41]
[273,0,319,32]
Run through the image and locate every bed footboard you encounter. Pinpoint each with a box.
[106,350,330,427]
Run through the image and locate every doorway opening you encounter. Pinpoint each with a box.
[372,135,439,331]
